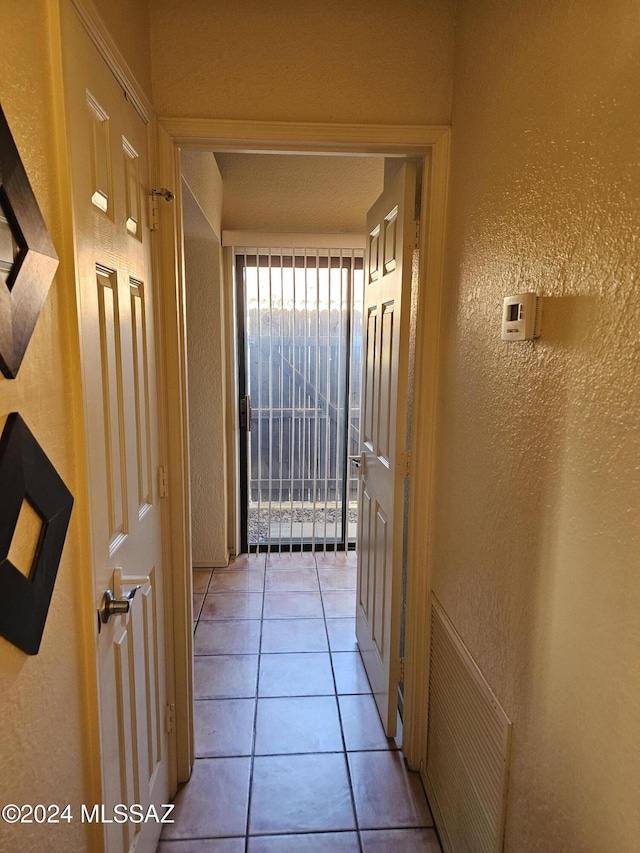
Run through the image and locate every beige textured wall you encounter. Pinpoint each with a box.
[434,1,640,851]
[150,0,455,124]
[183,149,224,237]
[182,153,229,566]
[215,153,384,233]
[92,0,152,97]
[0,1,97,850]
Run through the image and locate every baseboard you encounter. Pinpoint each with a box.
[193,557,230,569]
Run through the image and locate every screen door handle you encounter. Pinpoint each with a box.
[240,395,251,431]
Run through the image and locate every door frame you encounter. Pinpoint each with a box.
[156,118,450,772]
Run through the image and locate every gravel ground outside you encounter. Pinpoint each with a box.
[247,502,358,545]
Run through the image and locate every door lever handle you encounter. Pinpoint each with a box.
[348,455,362,468]
[100,585,141,625]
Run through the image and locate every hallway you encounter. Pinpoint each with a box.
[158,552,441,851]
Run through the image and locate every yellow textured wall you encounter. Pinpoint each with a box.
[150,0,455,124]
[92,0,152,98]
[182,153,229,566]
[0,1,97,850]
[434,1,640,850]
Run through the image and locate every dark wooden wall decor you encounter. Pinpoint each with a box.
[0,413,73,654]
[0,103,59,379]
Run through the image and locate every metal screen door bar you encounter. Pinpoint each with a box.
[236,247,363,553]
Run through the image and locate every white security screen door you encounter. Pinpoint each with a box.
[237,247,364,553]
[62,4,171,851]
[356,161,417,736]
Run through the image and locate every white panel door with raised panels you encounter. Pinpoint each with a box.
[356,161,416,736]
[61,4,170,851]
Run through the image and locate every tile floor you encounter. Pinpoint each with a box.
[158,552,442,853]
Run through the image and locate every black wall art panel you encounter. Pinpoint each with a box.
[0,413,73,654]
[0,103,59,379]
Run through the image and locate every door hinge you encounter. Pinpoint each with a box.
[158,465,169,498]
[165,703,176,734]
[148,194,160,232]
[395,657,405,683]
[148,188,175,232]
[398,450,411,478]
[407,219,421,250]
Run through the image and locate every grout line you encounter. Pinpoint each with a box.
[244,549,268,852]
[315,555,364,853]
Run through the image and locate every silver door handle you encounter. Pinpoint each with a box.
[100,585,141,625]
[348,455,361,468]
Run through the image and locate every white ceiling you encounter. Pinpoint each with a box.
[214,152,385,234]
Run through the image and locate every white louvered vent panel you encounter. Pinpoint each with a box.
[424,597,512,853]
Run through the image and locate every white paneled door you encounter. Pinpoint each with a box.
[62,4,170,852]
[356,161,417,736]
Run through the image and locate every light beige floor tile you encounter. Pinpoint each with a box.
[325,618,358,652]
[314,551,356,568]
[193,570,213,593]
[201,592,263,620]
[160,757,251,839]
[158,838,245,852]
[261,618,328,653]
[332,652,372,694]
[339,694,397,751]
[347,751,433,829]
[265,568,319,592]
[254,696,343,754]
[263,591,323,619]
[321,590,357,618]
[258,652,334,697]
[249,753,355,834]
[194,655,258,699]
[209,570,265,593]
[317,568,356,591]
[194,620,261,655]
[360,828,442,851]
[194,698,255,757]
[266,552,316,569]
[248,831,360,852]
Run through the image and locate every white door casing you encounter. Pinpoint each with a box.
[61,4,171,851]
[356,161,417,737]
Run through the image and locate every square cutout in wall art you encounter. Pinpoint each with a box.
[0,103,59,379]
[0,413,73,654]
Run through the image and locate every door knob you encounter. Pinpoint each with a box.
[100,585,141,625]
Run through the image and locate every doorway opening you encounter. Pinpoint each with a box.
[235,245,365,554]
[161,119,449,786]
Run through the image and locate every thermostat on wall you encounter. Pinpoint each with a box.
[501,292,542,341]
